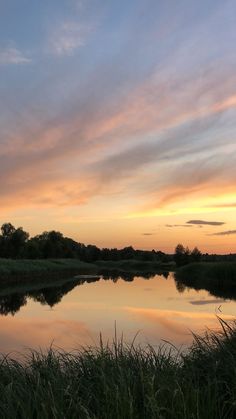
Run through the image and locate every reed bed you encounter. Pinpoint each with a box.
[0,319,236,418]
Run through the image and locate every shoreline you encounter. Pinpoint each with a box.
[0,258,173,286]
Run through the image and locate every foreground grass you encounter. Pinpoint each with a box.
[1,320,236,419]
[175,262,236,300]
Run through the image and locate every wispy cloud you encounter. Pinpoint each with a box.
[190,299,226,305]
[49,21,92,55]
[187,220,225,226]
[208,230,236,236]
[166,224,192,228]
[0,0,236,238]
[0,47,31,65]
[206,202,236,209]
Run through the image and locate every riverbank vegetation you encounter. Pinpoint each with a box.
[175,262,236,300]
[0,222,235,267]
[0,258,172,282]
[0,319,235,418]
[0,258,97,281]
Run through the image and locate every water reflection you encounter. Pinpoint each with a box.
[0,268,234,317]
[0,271,166,316]
[0,294,27,316]
[0,276,100,316]
[174,273,236,301]
[0,271,235,354]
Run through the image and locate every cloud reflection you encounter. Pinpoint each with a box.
[125,306,234,341]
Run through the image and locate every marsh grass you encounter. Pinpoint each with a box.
[0,259,97,286]
[0,319,236,418]
[0,258,171,287]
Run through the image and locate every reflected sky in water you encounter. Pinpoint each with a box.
[0,273,235,354]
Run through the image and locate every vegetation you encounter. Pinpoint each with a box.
[175,262,236,300]
[0,319,235,418]
[0,258,173,283]
[0,258,97,280]
[174,244,202,267]
[0,222,169,263]
[0,222,235,267]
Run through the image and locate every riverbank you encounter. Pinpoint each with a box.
[0,319,235,418]
[175,262,236,300]
[0,258,97,285]
[0,258,172,284]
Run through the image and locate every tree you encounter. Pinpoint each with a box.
[1,223,15,238]
[191,247,202,263]
[11,228,29,257]
[174,244,186,267]
[174,244,191,267]
[0,223,29,258]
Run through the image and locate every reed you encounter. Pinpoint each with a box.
[0,319,235,418]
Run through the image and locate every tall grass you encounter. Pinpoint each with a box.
[0,319,236,418]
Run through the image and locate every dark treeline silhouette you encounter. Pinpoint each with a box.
[174,243,236,267]
[0,222,170,263]
[0,223,235,265]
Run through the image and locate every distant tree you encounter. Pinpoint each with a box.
[191,247,202,263]
[11,227,29,257]
[120,246,135,259]
[1,223,15,238]
[25,239,42,259]
[85,245,101,262]
[174,244,186,267]
[174,244,191,267]
[0,223,29,258]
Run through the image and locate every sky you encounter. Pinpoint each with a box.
[0,0,236,253]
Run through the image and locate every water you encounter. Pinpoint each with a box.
[0,272,235,354]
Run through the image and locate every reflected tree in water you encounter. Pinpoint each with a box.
[0,294,27,316]
[0,271,171,316]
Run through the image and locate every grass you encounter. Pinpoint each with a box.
[175,262,236,300]
[0,319,236,418]
[0,258,97,285]
[0,258,172,286]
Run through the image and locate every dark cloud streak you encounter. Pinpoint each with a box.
[187,220,225,226]
[208,230,236,236]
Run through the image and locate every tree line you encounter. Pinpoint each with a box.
[0,222,235,264]
[0,222,169,262]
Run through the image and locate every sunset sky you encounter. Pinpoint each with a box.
[0,0,236,253]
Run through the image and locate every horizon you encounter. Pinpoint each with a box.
[1,1,236,254]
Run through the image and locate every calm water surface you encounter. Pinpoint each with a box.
[0,273,235,354]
